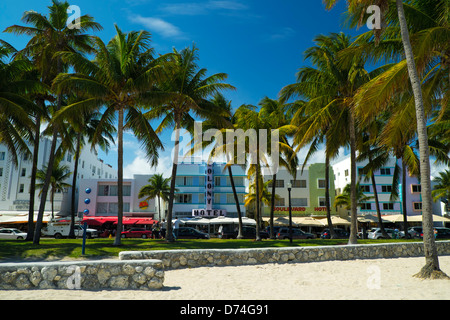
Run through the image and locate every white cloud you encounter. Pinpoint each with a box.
[124,151,173,179]
[160,1,248,15]
[128,14,186,39]
[264,27,296,42]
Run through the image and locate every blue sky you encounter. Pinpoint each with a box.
[1,0,364,177]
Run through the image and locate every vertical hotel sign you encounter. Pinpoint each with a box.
[192,164,227,217]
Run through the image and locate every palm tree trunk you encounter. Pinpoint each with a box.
[269,173,277,239]
[348,110,358,244]
[166,116,181,242]
[51,189,54,221]
[402,160,408,237]
[371,172,388,238]
[114,107,124,246]
[227,164,243,239]
[26,113,41,241]
[69,132,81,239]
[157,195,161,222]
[255,144,262,241]
[395,0,445,278]
[325,154,335,238]
[33,128,58,245]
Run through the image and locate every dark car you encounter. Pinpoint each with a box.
[419,227,450,239]
[265,226,282,236]
[121,228,152,239]
[276,227,315,240]
[176,227,210,239]
[408,226,423,239]
[219,226,269,239]
[320,228,349,239]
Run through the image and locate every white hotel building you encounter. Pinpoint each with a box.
[0,137,117,221]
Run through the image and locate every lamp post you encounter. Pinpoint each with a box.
[287,182,292,243]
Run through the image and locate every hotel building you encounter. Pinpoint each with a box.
[261,163,336,217]
[0,137,117,221]
[173,162,246,218]
[332,156,443,217]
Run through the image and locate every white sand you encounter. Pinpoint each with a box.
[1,256,450,300]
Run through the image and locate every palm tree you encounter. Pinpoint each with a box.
[4,0,102,245]
[36,160,72,220]
[258,97,298,239]
[65,107,116,238]
[432,170,450,206]
[334,182,375,210]
[245,175,278,223]
[138,174,173,222]
[145,44,235,242]
[280,33,379,244]
[324,0,449,279]
[189,93,246,238]
[54,25,164,246]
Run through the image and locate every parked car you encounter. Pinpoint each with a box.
[276,227,315,240]
[367,228,405,239]
[320,228,349,239]
[419,227,450,240]
[265,226,282,236]
[219,226,269,239]
[176,227,210,239]
[408,226,423,239]
[121,228,152,239]
[0,228,27,240]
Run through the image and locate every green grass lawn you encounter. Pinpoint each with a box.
[0,237,422,261]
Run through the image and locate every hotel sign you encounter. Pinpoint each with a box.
[192,164,227,217]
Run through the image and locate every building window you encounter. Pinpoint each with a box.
[82,161,85,169]
[361,203,372,210]
[318,197,329,207]
[0,152,5,160]
[275,198,285,206]
[380,168,391,175]
[318,179,326,189]
[360,185,370,192]
[291,180,306,188]
[381,185,392,193]
[411,185,421,193]
[413,202,422,211]
[292,198,308,206]
[215,177,221,186]
[214,193,221,204]
[344,169,349,177]
[358,167,368,175]
[0,167,3,177]
[177,194,192,204]
[383,203,394,210]
[21,168,26,177]
[67,153,72,162]
[19,184,24,193]
[176,176,193,186]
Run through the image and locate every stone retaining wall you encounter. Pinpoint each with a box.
[119,241,450,270]
[0,259,164,290]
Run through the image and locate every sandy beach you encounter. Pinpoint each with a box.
[1,255,450,300]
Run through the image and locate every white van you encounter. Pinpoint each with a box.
[42,222,98,239]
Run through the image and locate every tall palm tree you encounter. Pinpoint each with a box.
[36,160,72,220]
[324,0,449,279]
[138,174,173,222]
[54,25,164,246]
[280,33,379,244]
[64,107,116,238]
[4,0,102,245]
[145,44,235,242]
[258,97,298,239]
[188,93,246,238]
[245,175,278,223]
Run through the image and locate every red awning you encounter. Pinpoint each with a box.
[82,216,157,226]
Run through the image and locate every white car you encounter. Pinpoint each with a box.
[0,228,27,240]
[367,228,405,239]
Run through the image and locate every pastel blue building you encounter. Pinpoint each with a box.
[172,162,246,218]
